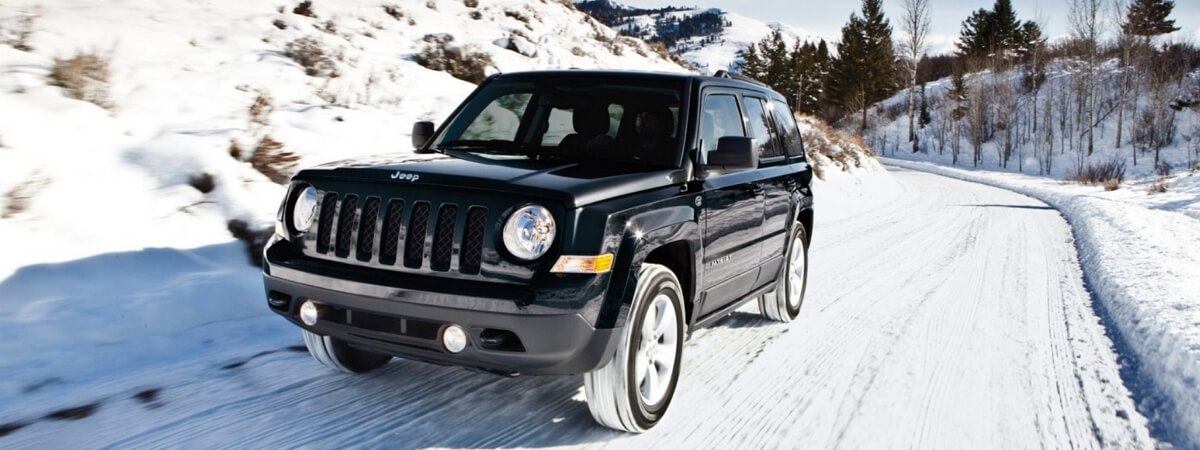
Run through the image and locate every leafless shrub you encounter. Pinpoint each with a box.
[188,173,216,194]
[322,19,337,34]
[3,174,48,218]
[251,135,299,184]
[1103,178,1120,191]
[48,50,112,109]
[383,4,404,21]
[272,19,288,30]
[425,1,437,10]
[505,10,529,23]
[248,92,273,127]
[293,1,316,18]
[463,0,479,7]
[1067,159,1126,185]
[415,34,492,84]
[284,37,337,77]
[647,41,670,59]
[227,219,272,266]
[228,139,244,160]
[1156,161,1171,177]
[1147,177,1167,194]
[4,12,37,51]
[571,46,587,57]
[800,115,874,178]
[469,11,483,20]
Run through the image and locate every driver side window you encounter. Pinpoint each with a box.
[700,94,745,157]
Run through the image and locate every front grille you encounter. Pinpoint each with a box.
[313,192,486,275]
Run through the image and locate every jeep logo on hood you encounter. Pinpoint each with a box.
[390,171,420,182]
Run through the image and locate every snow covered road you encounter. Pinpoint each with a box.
[0,168,1157,449]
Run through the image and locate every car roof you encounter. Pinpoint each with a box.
[493,69,783,98]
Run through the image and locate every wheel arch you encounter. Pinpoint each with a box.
[595,204,701,330]
[796,207,813,244]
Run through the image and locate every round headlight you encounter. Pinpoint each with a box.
[502,205,556,260]
[291,185,319,233]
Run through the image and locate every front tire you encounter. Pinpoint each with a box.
[760,224,808,322]
[584,263,686,433]
[302,330,392,373]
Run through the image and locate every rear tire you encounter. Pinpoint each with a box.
[302,330,392,373]
[584,263,686,433]
[760,224,808,322]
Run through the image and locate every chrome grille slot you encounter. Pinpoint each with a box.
[356,197,381,261]
[404,202,431,269]
[334,194,359,258]
[316,192,338,254]
[379,199,405,265]
[431,204,459,272]
[460,207,487,274]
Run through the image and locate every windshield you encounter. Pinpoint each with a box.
[434,77,686,167]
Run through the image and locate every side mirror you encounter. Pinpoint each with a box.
[412,121,435,152]
[705,136,757,171]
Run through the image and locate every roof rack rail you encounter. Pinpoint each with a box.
[713,70,770,87]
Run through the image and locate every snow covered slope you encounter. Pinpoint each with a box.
[0,0,686,280]
[578,1,817,73]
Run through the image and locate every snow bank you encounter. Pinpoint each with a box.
[883,157,1200,447]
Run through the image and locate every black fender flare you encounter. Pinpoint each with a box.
[594,204,701,329]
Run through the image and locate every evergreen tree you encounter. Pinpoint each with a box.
[949,69,968,121]
[1017,21,1046,57]
[736,44,766,80]
[860,0,896,102]
[829,0,896,134]
[957,9,995,56]
[918,83,931,129]
[956,0,1038,58]
[990,0,1021,50]
[1123,0,1180,39]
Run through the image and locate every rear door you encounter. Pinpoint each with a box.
[741,96,792,287]
[698,90,766,316]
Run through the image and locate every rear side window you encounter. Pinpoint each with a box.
[699,94,744,154]
[741,97,782,159]
[770,102,806,159]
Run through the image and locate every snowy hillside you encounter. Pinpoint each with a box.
[0,0,686,280]
[576,1,816,73]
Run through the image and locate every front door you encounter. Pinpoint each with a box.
[698,92,765,316]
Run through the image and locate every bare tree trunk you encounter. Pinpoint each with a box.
[901,0,930,152]
[1069,0,1104,157]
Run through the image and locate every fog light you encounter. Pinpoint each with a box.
[300,300,320,326]
[442,324,468,353]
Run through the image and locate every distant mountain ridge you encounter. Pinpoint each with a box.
[575,0,816,74]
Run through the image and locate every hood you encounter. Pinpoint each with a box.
[297,152,687,207]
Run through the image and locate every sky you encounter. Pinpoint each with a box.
[613,0,1200,54]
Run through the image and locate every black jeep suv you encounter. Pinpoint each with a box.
[263,70,814,432]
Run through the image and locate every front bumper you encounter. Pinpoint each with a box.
[264,258,620,376]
